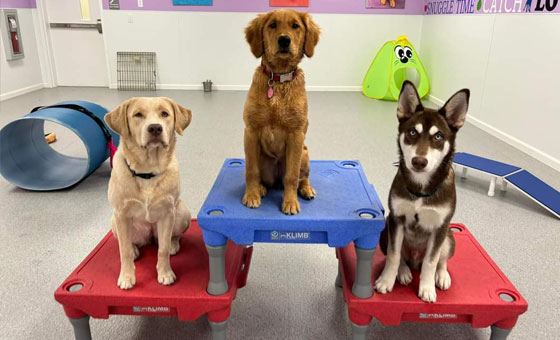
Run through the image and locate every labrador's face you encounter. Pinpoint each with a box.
[105,97,192,148]
[245,9,320,65]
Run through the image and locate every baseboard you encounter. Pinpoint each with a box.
[110,84,362,92]
[427,94,444,106]
[0,83,45,101]
[307,85,362,92]
[428,95,560,172]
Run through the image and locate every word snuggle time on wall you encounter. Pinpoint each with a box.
[425,0,560,14]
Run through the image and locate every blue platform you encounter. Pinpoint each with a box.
[454,152,520,177]
[453,152,560,219]
[506,170,560,219]
[197,159,385,249]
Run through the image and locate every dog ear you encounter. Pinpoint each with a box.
[105,98,132,137]
[245,13,269,58]
[165,98,192,136]
[439,89,470,130]
[300,12,320,58]
[397,81,423,123]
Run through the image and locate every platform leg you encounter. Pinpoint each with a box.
[490,325,512,340]
[351,322,369,340]
[335,264,343,288]
[501,179,508,192]
[68,316,91,340]
[209,320,227,340]
[206,245,229,295]
[461,166,468,179]
[352,247,375,298]
[488,177,497,197]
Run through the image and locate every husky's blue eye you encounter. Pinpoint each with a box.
[409,128,417,136]
[434,133,443,140]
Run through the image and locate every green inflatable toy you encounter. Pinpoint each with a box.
[362,35,430,101]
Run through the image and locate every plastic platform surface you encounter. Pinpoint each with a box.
[506,170,560,218]
[454,152,521,177]
[337,223,527,329]
[54,220,252,323]
[197,159,385,249]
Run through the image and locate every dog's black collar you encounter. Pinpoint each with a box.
[406,181,444,198]
[125,161,158,180]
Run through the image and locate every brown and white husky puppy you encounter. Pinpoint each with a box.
[375,81,470,303]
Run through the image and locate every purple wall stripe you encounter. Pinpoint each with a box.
[102,0,425,15]
[0,0,36,9]
[102,0,560,15]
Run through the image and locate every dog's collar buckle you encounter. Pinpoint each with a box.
[278,72,293,83]
[261,63,298,84]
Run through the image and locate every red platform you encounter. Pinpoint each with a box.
[55,219,252,324]
[336,223,527,330]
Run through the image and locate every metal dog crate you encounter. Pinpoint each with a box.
[117,52,157,91]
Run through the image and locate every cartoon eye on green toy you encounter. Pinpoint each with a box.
[363,36,430,101]
[394,45,413,63]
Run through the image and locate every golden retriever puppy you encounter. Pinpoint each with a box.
[243,9,320,215]
[104,97,192,289]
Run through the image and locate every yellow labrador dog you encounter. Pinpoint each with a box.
[105,97,192,290]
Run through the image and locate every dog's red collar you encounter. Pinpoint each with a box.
[261,63,298,99]
[261,63,298,83]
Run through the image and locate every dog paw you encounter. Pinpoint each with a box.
[299,185,316,200]
[418,284,437,303]
[170,239,180,256]
[282,198,301,215]
[390,0,396,7]
[435,270,451,291]
[242,192,262,208]
[375,275,396,294]
[117,272,136,290]
[381,0,387,4]
[157,268,176,286]
[397,264,413,286]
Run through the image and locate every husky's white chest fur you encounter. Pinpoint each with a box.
[390,195,452,233]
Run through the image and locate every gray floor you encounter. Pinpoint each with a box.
[0,87,559,340]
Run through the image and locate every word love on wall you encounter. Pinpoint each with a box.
[425,0,560,14]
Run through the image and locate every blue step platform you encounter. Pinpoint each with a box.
[198,159,385,249]
[453,152,560,219]
[454,152,521,177]
[505,170,560,219]
[198,159,385,298]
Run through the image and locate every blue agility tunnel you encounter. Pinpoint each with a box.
[0,101,119,191]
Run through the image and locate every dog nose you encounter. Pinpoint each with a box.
[148,124,163,135]
[412,157,428,170]
[278,35,291,48]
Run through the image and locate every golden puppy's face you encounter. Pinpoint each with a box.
[246,9,320,65]
[105,97,192,148]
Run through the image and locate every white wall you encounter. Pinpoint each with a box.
[101,10,423,90]
[0,9,45,100]
[420,14,560,171]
